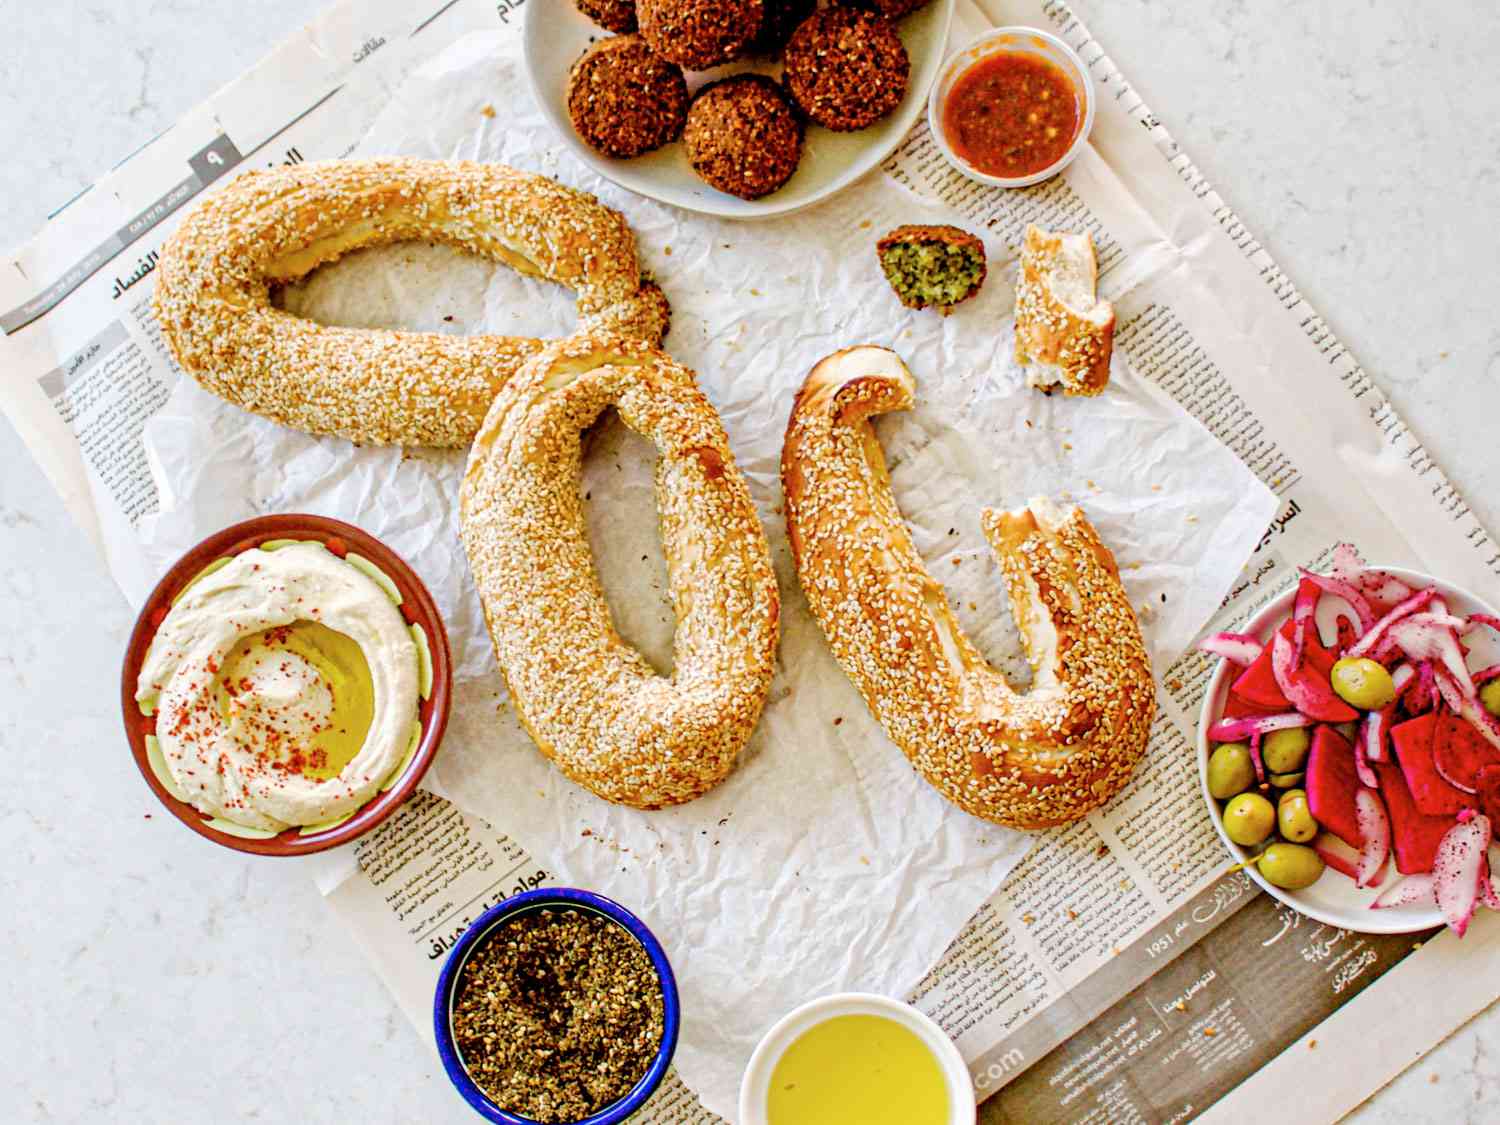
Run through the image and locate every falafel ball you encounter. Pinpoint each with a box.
[683,74,804,200]
[575,0,639,33]
[638,0,763,70]
[834,0,931,20]
[753,0,816,54]
[783,7,909,132]
[567,35,689,159]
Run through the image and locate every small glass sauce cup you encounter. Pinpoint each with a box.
[927,26,1096,189]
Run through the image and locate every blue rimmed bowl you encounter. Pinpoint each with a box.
[433,888,680,1124]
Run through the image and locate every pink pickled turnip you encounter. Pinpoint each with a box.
[1432,666,1500,757]
[1271,631,1358,722]
[1371,873,1436,910]
[1314,832,1361,881]
[1433,812,1492,937]
[1198,632,1263,667]
[1474,664,1500,687]
[1364,664,1414,764]
[1207,711,1313,742]
[1405,662,1438,715]
[1353,788,1391,888]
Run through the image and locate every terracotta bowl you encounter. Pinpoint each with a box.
[120,514,453,856]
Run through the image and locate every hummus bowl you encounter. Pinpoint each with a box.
[121,514,452,856]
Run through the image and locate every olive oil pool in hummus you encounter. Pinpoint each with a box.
[765,1013,951,1125]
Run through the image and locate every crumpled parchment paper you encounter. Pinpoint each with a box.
[136,30,1277,1119]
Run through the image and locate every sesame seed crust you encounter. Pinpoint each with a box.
[152,159,669,447]
[783,7,910,133]
[780,346,1154,828]
[460,332,781,809]
[1014,225,1115,397]
[567,35,689,159]
[638,0,763,70]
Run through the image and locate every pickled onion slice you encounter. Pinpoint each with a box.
[1298,568,1375,636]
[1207,711,1314,742]
[1370,873,1435,909]
[1346,587,1438,660]
[1434,812,1491,936]
[1197,632,1263,667]
[1354,788,1391,887]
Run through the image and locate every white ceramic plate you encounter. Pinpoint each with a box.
[523,0,956,220]
[1196,566,1500,935]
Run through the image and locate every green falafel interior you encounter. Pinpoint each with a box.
[876,224,987,314]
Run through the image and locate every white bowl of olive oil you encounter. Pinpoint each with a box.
[739,993,975,1125]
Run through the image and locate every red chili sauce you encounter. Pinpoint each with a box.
[942,51,1080,178]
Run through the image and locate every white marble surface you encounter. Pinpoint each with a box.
[1,1,1498,1122]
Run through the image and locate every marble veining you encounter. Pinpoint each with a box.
[2,1,1499,1122]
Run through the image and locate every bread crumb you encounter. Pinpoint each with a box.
[480,104,495,118]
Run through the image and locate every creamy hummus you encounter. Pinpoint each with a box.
[136,542,421,831]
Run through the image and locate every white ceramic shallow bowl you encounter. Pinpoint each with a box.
[523,0,955,220]
[1197,566,1500,934]
[738,992,975,1125]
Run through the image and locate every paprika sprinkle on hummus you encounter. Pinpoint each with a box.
[941,50,1080,179]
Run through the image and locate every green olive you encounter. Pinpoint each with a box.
[1268,769,1306,789]
[1207,742,1256,800]
[1257,843,1325,890]
[1330,657,1397,711]
[1263,727,1311,774]
[1223,792,1276,847]
[1276,789,1318,843]
[1481,679,1500,718]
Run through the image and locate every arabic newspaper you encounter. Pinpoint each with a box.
[2,0,1498,1121]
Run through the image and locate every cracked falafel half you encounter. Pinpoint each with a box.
[876,224,987,314]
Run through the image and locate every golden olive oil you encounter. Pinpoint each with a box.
[216,619,375,779]
[766,1014,950,1125]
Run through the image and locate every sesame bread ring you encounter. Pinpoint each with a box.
[781,346,1154,828]
[460,332,780,808]
[153,159,669,447]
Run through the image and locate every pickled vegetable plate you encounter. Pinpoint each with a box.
[1196,564,1500,934]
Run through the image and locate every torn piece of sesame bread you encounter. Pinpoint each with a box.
[1014,225,1115,396]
